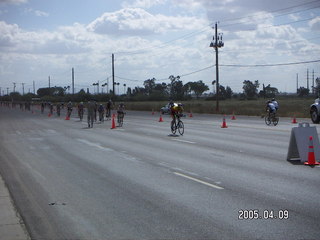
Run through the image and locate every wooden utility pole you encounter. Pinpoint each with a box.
[72,68,74,94]
[112,54,115,96]
[209,23,224,112]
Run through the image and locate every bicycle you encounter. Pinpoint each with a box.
[265,110,279,126]
[171,114,184,135]
[78,109,84,121]
[117,112,125,127]
[67,108,72,118]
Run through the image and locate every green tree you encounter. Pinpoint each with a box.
[190,80,209,99]
[168,75,183,100]
[226,86,233,99]
[297,87,309,97]
[243,80,260,99]
[143,78,156,96]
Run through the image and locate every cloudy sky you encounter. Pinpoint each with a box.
[0,0,320,95]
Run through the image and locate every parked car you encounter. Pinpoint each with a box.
[310,98,320,123]
[160,104,171,115]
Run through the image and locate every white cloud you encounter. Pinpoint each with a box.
[122,0,167,9]
[0,0,27,5]
[309,16,320,31]
[87,8,206,36]
[25,8,49,17]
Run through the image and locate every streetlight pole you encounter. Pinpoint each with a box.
[210,22,224,112]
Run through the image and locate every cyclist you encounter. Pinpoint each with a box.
[56,103,61,117]
[266,100,276,117]
[87,100,95,128]
[117,102,125,126]
[94,101,98,122]
[41,102,45,114]
[98,104,105,122]
[67,101,73,118]
[78,102,84,121]
[105,99,112,120]
[271,98,279,111]
[49,102,53,115]
[169,101,184,127]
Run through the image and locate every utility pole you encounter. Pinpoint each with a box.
[307,69,309,91]
[33,81,35,94]
[21,83,25,95]
[72,68,74,94]
[209,22,224,112]
[6,88,9,95]
[48,76,51,88]
[312,69,315,95]
[13,82,16,92]
[112,54,115,96]
[296,73,299,94]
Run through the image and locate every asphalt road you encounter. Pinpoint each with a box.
[0,106,319,240]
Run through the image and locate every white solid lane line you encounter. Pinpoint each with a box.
[171,139,196,144]
[173,172,224,190]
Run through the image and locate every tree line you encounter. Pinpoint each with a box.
[2,75,317,103]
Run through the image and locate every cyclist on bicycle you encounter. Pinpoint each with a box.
[117,102,125,126]
[266,100,276,116]
[105,99,112,120]
[78,102,84,121]
[271,98,279,111]
[98,104,105,122]
[87,99,95,128]
[67,101,73,117]
[170,101,184,123]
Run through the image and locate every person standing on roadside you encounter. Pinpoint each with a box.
[87,99,95,128]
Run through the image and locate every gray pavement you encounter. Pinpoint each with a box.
[0,106,319,239]
[0,174,30,240]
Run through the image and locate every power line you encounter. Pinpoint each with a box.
[115,59,320,83]
[220,59,320,67]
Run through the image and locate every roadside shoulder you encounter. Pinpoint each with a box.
[0,174,30,240]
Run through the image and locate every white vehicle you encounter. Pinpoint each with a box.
[310,98,320,123]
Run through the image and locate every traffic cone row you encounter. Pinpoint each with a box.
[292,115,297,124]
[221,116,228,128]
[111,114,116,129]
[231,111,236,120]
[305,136,320,166]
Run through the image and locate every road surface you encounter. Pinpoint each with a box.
[0,106,319,239]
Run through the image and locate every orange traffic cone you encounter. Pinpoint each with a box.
[111,114,116,129]
[305,136,320,166]
[152,109,155,115]
[189,112,193,118]
[221,116,228,128]
[159,115,164,122]
[292,115,297,124]
[65,115,70,120]
[231,112,236,120]
[48,113,52,117]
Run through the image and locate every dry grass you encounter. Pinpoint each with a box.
[123,97,313,118]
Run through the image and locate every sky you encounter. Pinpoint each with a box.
[0,0,320,95]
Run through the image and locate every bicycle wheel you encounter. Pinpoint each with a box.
[119,114,123,127]
[273,116,279,126]
[171,120,177,134]
[178,120,184,135]
[265,115,271,125]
